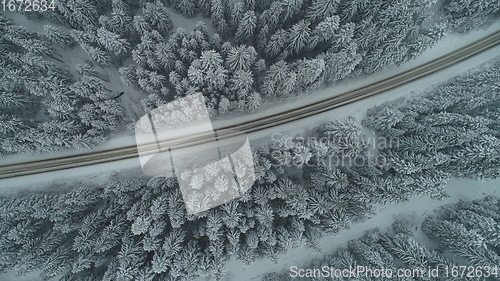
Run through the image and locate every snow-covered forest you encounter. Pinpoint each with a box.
[0,16,122,155]
[363,57,500,181]
[263,196,500,281]
[0,57,498,280]
[1,0,499,155]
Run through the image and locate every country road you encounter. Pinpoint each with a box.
[0,31,498,180]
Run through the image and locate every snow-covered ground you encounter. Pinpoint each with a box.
[212,20,500,122]
[211,178,500,281]
[217,22,500,132]
[2,29,499,192]
[1,8,499,281]
[241,39,500,146]
[0,8,214,166]
[2,20,498,171]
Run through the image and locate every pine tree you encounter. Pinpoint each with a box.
[312,15,340,47]
[295,58,325,92]
[43,25,75,48]
[187,50,228,91]
[443,0,500,32]
[0,91,25,108]
[235,11,257,44]
[281,0,305,22]
[243,0,256,10]
[286,20,311,55]
[143,1,173,35]
[320,43,362,86]
[131,216,151,235]
[133,15,152,36]
[107,0,133,33]
[151,249,170,273]
[258,3,282,32]
[171,0,198,18]
[66,0,99,28]
[226,45,258,72]
[197,0,212,17]
[0,114,23,134]
[230,3,245,32]
[230,70,254,94]
[155,42,175,71]
[306,0,339,23]
[170,241,201,279]
[97,28,130,56]
[261,61,297,97]
[265,29,288,59]
[81,44,111,66]
[211,0,230,37]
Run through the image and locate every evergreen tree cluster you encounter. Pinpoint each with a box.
[15,0,498,116]
[71,27,131,66]
[363,57,500,180]
[264,196,499,281]
[422,196,500,270]
[0,15,122,156]
[0,119,386,280]
[1,3,499,279]
[0,58,499,280]
[442,0,500,32]
[0,109,494,280]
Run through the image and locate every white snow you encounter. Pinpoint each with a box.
[212,178,500,281]
[1,15,497,169]
[1,9,499,281]
[242,45,500,147]
[1,25,499,196]
[211,20,500,123]
[215,22,500,137]
[166,6,217,35]
[0,270,43,281]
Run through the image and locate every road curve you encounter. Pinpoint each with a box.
[0,31,499,180]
